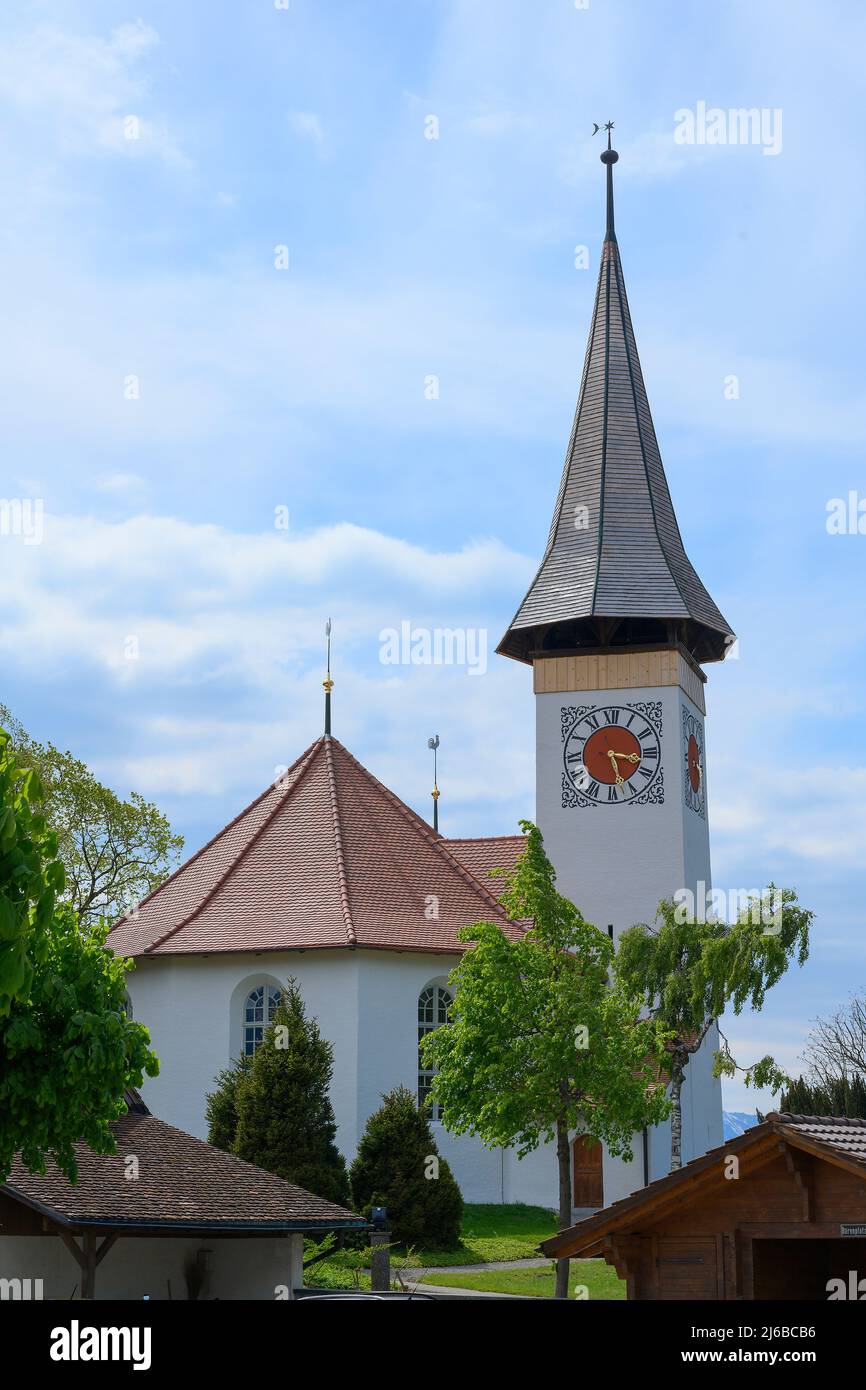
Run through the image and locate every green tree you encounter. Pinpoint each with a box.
[0,904,159,1182]
[232,980,349,1205]
[780,1073,866,1119]
[616,889,812,1171]
[0,726,65,1014]
[205,1053,251,1152]
[350,1086,463,1249]
[0,705,183,925]
[421,821,671,1299]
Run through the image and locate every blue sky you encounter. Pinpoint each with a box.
[1,0,865,1112]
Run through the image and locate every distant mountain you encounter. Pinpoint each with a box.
[723,1110,760,1140]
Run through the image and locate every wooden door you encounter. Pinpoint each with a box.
[572,1135,604,1208]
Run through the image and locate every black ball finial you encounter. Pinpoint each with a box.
[600,147,619,165]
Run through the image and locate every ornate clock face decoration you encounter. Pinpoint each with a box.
[562,703,663,807]
[683,710,706,817]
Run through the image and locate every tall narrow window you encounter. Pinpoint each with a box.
[417,985,452,1120]
[243,984,282,1056]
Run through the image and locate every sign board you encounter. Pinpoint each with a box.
[840,1224,866,1237]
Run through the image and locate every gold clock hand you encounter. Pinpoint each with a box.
[612,750,640,764]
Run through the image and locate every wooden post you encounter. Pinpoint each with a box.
[81,1231,97,1301]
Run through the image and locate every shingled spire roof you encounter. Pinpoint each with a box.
[107,736,525,958]
[498,130,734,666]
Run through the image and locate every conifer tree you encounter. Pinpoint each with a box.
[205,1054,251,1152]
[232,980,349,1205]
[350,1086,463,1249]
[780,1073,866,1119]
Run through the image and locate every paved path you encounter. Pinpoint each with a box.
[407,1256,549,1276]
[411,1281,533,1299]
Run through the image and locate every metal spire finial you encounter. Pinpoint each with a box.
[323,618,334,736]
[427,734,440,834]
[593,120,619,242]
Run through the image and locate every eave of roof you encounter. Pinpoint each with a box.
[2,1185,367,1234]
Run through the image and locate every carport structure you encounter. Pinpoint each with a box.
[541,1113,866,1300]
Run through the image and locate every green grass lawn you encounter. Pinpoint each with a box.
[305,1203,574,1289]
[420,1259,625,1299]
[409,1202,559,1268]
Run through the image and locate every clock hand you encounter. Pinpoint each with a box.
[611,750,640,764]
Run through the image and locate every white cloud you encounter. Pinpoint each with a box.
[0,19,187,166]
[288,111,327,151]
[93,472,146,498]
[561,125,710,187]
[0,506,535,824]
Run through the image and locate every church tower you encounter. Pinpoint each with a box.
[498,129,735,1195]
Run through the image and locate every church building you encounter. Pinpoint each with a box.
[110,132,735,1214]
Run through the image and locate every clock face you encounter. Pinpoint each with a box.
[562,703,663,807]
[683,709,705,817]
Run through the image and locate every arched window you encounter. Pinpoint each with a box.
[418,985,452,1120]
[243,984,282,1056]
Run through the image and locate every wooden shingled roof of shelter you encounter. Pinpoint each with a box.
[3,1092,365,1232]
[107,736,527,959]
[498,130,735,667]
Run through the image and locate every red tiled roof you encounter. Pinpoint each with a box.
[445,835,525,894]
[108,737,524,959]
[4,1094,364,1231]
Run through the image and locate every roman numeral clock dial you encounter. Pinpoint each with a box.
[562,703,663,808]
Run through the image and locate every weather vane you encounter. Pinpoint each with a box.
[427,734,440,834]
[592,120,616,149]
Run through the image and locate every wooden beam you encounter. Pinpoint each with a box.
[56,1227,85,1269]
[782,1130,866,1184]
[81,1230,97,1301]
[736,1221,857,1239]
[780,1142,814,1222]
[95,1232,119,1267]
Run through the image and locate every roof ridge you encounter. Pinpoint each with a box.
[141,738,325,955]
[589,242,613,614]
[776,1111,866,1128]
[329,739,516,926]
[612,247,691,618]
[323,737,357,947]
[108,736,325,939]
[445,834,525,845]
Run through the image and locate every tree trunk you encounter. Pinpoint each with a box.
[669,1055,685,1170]
[554,1114,572,1299]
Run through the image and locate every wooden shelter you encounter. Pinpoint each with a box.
[541,1113,866,1300]
[0,1091,365,1300]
